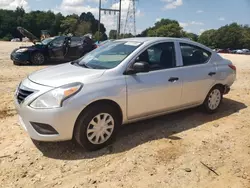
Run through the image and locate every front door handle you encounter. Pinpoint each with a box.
[208,72,216,76]
[168,77,179,82]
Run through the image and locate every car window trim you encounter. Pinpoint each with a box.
[125,41,178,73]
[178,42,212,67]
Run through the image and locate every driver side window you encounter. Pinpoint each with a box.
[50,37,66,47]
[136,42,176,71]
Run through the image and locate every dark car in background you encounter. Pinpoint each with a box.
[11,27,97,65]
[96,39,115,48]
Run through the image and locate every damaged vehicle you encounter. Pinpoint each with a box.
[10,27,97,65]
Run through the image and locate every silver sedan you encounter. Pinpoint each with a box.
[14,37,236,151]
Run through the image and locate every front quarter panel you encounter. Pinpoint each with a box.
[64,73,127,123]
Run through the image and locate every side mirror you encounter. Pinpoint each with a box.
[124,61,150,75]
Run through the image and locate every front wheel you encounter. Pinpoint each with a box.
[203,86,223,113]
[13,61,20,65]
[31,52,45,65]
[74,104,120,151]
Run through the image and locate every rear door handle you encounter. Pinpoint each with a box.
[208,72,216,76]
[168,77,179,82]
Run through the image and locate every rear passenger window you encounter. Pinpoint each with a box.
[180,43,211,66]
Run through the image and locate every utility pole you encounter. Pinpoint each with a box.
[98,0,122,40]
[98,0,101,42]
[117,0,122,38]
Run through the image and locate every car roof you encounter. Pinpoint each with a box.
[116,37,212,52]
[116,37,192,43]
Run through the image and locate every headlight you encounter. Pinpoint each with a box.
[16,48,28,53]
[30,83,82,109]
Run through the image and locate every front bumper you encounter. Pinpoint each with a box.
[10,50,30,63]
[14,79,85,142]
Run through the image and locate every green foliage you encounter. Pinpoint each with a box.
[198,29,217,48]
[60,16,78,34]
[122,33,134,38]
[2,34,12,41]
[141,19,184,38]
[198,23,250,49]
[75,21,91,36]
[184,32,198,42]
[93,31,108,42]
[0,8,107,40]
[139,18,250,49]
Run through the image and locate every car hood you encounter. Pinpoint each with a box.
[28,63,106,87]
[18,43,45,50]
[17,26,38,44]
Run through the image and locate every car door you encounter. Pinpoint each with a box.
[48,36,67,60]
[177,42,217,106]
[126,42,183,120]
[67,37,84,59]
[82,37,96,53]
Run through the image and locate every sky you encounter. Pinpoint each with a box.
[0,0,250,35]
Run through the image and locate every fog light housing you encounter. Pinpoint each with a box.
[30,122,58,135]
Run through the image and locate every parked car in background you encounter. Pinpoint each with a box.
[11,38,20,42]
[217,49,231,53]
[96,39,114,48]
[242,49,250,54]
[10,27,97,65]
[15,37,236,151]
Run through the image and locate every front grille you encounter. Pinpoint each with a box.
[17,88,34,104]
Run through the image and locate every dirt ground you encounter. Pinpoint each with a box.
[0,41,250,188]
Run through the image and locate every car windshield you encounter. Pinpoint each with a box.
[41,37,55,45]
[77,41,142,69]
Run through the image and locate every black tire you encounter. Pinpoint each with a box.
[31,52,45,65]
[13,61,20,65]
[203,86,223,114]
[74,104,121,151]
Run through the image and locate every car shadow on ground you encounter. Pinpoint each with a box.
[33,98,247,160]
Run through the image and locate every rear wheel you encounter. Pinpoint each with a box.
[31,52,45,65]
[203,86,223,113]
[74,104,120,151]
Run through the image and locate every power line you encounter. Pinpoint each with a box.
[98,0,122,40]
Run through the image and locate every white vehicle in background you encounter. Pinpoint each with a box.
[242,49,250,54]
[15,37,236,151]
[236,49,244,54]
[22,37,30,42]
[11,38,20,42]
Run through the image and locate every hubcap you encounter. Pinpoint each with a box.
[34,53,44,64]
[86,113,114,145]
[208,89,221,110]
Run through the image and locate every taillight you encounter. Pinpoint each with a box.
[228,64,236,71]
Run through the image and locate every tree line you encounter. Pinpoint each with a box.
[0,7,108,41]
[110,18,249,50]
[134,18,250,49]
[1,7,249,49]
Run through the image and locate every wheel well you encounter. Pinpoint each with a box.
[30,50,46,57]
[212,84,225,92]
[74,99,123,128]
